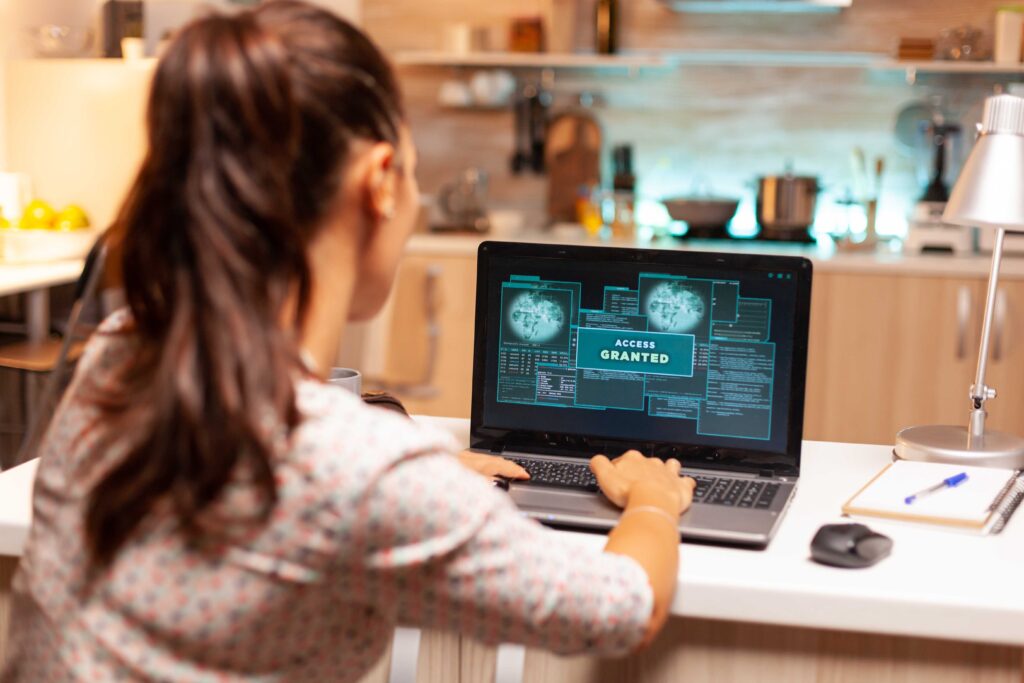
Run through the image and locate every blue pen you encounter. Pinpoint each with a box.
[904,472,969,505]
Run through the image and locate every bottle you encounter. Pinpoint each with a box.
[595,0,618,55]
[610,144,635,240]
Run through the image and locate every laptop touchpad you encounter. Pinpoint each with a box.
[510,486,620,520]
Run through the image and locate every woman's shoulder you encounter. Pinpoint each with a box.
[286,378,460,485]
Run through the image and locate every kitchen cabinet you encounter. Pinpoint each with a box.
[360,253,477,418]
[372,249,1024,447]
[805,273,1024,445]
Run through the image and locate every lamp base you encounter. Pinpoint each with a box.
[895,425,1024,468]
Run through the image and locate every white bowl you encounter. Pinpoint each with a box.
[0,228,101,264]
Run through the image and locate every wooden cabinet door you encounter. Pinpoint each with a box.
[371,253,478,418]
[805,272,982,445]
[984,280,1024,436]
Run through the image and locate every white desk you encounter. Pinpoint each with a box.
[2,417,1024,682]
[0,259,83,342]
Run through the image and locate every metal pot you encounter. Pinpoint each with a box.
[755,175,820,237]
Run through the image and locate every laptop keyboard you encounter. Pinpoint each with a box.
[507,458,781,509]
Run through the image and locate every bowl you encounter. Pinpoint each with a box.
[28,25,93,58]
[662,197,740,229]
[0,228,101,264]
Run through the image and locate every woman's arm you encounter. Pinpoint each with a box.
[343,447,692,656]
[592,452,695,647]
[344,450,657,656]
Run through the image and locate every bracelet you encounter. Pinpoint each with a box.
[619,505,679,529]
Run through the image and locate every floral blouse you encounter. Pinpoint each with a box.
[2,311,653,682]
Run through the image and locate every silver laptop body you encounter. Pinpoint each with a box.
[469,242,813,549]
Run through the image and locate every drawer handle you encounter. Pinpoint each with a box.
[956,285,972,361]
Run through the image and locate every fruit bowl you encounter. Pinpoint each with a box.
[0,228,101,264]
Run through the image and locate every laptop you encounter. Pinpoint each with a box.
[469,241,813,548]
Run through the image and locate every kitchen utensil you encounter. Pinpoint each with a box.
[437,168,490,233]
[29,25,93,57]
[755,173,819,242]
[545,110,602,223]
[662,198,739,239]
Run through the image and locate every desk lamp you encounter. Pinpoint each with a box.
[896,94,1024,468]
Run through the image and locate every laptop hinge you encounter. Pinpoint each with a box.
[758,469,775,478]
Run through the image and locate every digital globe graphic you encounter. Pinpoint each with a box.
[508,291,566,343]
[646,281,706,333]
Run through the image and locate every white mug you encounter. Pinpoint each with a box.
[327,367,362,395]
[121,37,145,61]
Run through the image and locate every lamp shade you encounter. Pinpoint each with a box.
[943,94,1024,230]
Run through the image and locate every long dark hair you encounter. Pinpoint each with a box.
[85,0,404,567]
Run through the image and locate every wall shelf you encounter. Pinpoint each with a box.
[394,49,1024,79]
[393,51,669,72]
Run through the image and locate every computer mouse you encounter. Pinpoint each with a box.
[810,523,892,569]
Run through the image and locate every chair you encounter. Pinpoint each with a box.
[0,237,108,469]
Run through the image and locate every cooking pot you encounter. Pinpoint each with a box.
[755,174,819,240]
[661,197,739,239]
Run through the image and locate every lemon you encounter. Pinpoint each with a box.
[54,204,90,231]
[0,209,9,229]
[18,199,56,230]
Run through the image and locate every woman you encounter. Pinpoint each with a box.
[2,2,694,680]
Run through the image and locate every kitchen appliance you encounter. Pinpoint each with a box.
[511,81,550,175]
[662,197,739,239]
[434,168,490,233]
[904,122,970,254]
[755,172,819,242]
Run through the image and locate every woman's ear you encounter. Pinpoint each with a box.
[363,141,399,224]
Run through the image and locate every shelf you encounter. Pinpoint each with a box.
[891,60,1024,74]
[394,49,1024,77]
[661,49,887,68]
[393,51,668,71]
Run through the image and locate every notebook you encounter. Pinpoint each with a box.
[842,460,1024,534]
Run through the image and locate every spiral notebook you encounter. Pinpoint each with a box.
[842,461,1024,534]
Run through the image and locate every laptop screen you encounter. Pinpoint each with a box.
[471,242,813,475]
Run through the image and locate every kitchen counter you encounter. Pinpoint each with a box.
[406,231,1024,280]
[4,417,1024,648]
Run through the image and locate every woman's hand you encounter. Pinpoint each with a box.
[457,450,530,481]
[590,450,695,515]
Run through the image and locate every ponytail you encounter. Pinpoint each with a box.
[85,1,404,567]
